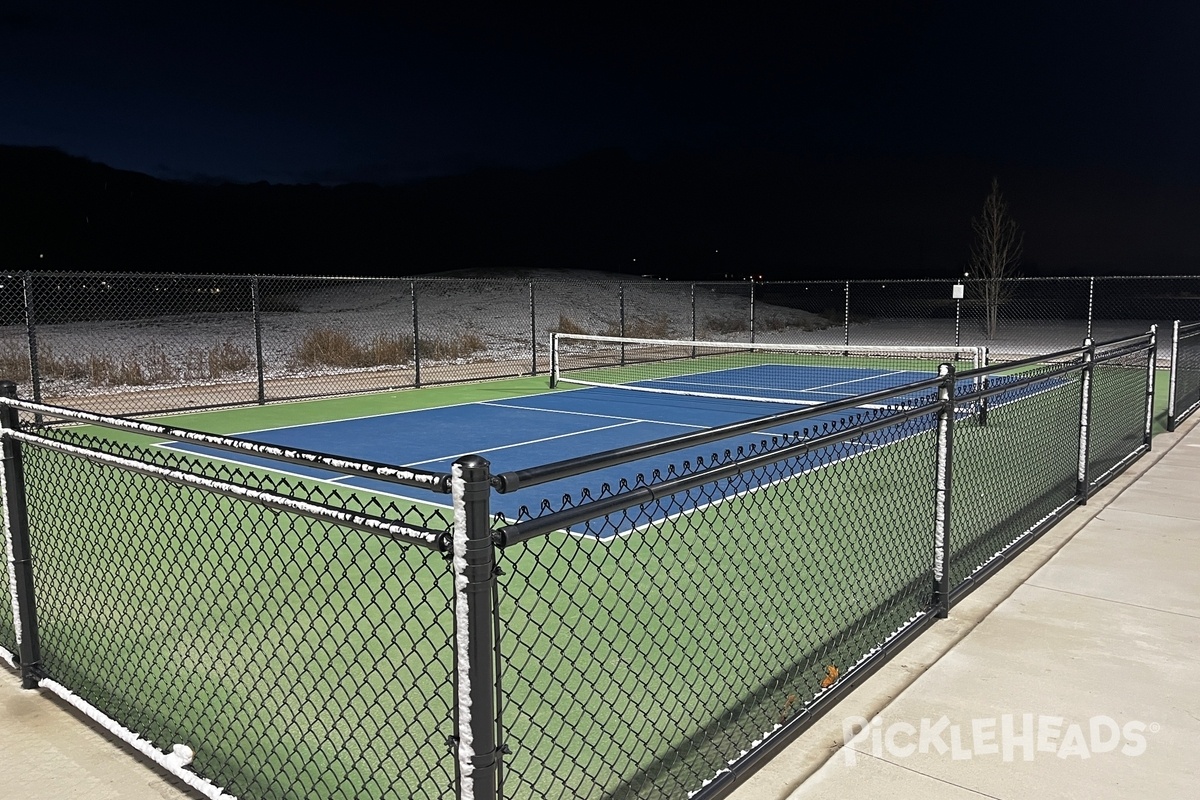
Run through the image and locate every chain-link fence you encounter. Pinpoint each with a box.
[3,272,1196,418]
[1168,321,1200,431]
[0,326,1163,799]
[0,390,463,800]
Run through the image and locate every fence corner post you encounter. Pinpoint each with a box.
[1077,337,1096,504]
[0,380,43,689]
[451,454,500,800]
[1167,320,1180,432]
[933,363,955,618]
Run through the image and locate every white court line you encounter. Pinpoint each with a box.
[398,420,643,468]
[185,383,594,439]
[153,443,455,511]
[480,400,708,429]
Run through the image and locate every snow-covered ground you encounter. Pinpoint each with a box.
[0,268,1169,414]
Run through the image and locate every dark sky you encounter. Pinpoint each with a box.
[5,1,1200,278]
[5,1,1198,186]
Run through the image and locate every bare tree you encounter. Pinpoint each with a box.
[969,178,1023,339]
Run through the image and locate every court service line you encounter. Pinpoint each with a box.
[651,367,915,396]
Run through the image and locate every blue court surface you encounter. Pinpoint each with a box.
[166,363,967,533]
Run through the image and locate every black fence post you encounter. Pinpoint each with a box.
[933,363,955,618]
[251,276,266,404]
[1086,277,1095,340]
[843,281,851,348]
[1168,320,1180,432]
[412,280,422,388]
[749,279,756,343]
[1144,324,1157,448]
[977,346,990,426]
[21,272,42,406]
[619,284,626,366]
[0,381,43,688]
[529,281,537,377]
[690,283,697,356]
[451,455,501,800]
[1077,338,1096,504]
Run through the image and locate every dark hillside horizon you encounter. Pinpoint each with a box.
[4,144,1200,281]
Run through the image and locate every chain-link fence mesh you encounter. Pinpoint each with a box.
[534,278,624,374]
[1,272,1197,418]
[18,272,259,414]
[8,422,459,800]
[847,279,962,348]
[0,320,1164,800]
[947,361,1084,590]
[1169,322,1200,430]
[1087,337,1154,490]
[259,275,417,401]
[1093,277,1200,352]
[495,400,943,799]
[412,278,534,386]
[958,277,1093,358]
[0,483,15,659]
[0,274,31,402]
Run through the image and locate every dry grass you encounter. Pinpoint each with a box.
[2,339,257,388]
[704,314,751,335]
[293,327,484,368]
[605,314,673,338]
[419,332,485,360]
[550,314,590,335]
[0,340,31,383]
[200,339,255,378]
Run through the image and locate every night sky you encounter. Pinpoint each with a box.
[4,1,1200,277]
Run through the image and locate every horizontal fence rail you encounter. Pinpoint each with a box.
[0,326,1175,800]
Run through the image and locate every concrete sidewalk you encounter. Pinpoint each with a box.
[732,416,1200,800]
[2,418,1196,799]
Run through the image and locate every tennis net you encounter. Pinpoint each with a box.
[550,333,985,407]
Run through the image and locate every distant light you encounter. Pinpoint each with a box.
[39,254,44,259]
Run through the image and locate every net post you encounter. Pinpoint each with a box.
[450,455,501,800]
[1168,320,1180,432]
[1077,337,1095,504]
[21,272,43,407]
[933,363,955,619]
[0,381,43,689]
[1144,324,1157,448]
[251,275,266,404]
[529,281,537,377]
[412,280,422,388]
